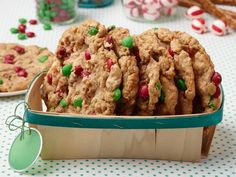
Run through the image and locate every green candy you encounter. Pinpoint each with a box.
[156,82,161,90]
[17,33,27,40]
[0,79,3,85]
[59,99,68,108]
[176,79,186,91]
[159,90,165,103]
[88,27,98,36]
[38,55,48,63]
[122,36,133,49]
[43,24,52,30]
[62,64,72,76]
[208,101,216,110]
[73,97,83,108]
[113,88,122,101]
[108,25,116,31]
[18,18,27,24]
[10,28,19,34]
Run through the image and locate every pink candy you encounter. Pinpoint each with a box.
[211,19,228,36]
[191,18,208,34]
[123,0,178,21]
[186,6,204,20]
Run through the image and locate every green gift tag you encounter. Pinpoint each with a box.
[8,128,42,172]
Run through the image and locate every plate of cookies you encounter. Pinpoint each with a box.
[20,20,223,162]
[0,43,55,97]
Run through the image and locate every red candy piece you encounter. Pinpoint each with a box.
[14,66,23,73]
[214,85,221,98]
[26,32,35,38]
[4,54,15,64]
[18,24,26,33]
[81,70,90,77]
[17,69,28,78]
[107,58,113,71]
[139,85,149,99]
[212,72,222,86]
[47,73,52,85]
[84,50,91,60]
[168,47,174,57]
[29,19,37,25]
[14,46,25,54]
[74,66,83,77]
[56,47,67,60]
[106,36,114,44]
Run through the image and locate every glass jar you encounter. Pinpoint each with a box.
[122,0,178,22]
[36,0,77,25]
[78,0,113,8]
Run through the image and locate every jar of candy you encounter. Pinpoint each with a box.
[36,0,77,24]
[78,0,113,8]
[122,0,178,22]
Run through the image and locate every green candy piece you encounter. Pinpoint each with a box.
[73,97,83,108]
[122,36,133,49]
[17,33,27,40]
[10,28,19,34]
[156,82,161,90]
[113,88,122,101]
[0,79,3,85]
[18,18,27,24]
[88,27,98,36]
[59,99,68,108]
[208,101,216,110]
[159,90,165,103]
[176,79,186,91]
[43,24,52,30]
[38,55,48,63]
[62,64,72,76]
[108,25,116,31]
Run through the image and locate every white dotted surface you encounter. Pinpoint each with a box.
[0,0,236,176]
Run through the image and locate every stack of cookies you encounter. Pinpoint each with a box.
[41,20,222,117]
[0,43,54,92]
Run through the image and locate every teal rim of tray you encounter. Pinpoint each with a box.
[78,0,113,8]
[24,71,224,130]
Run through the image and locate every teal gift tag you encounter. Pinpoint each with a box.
[8,128,42,172]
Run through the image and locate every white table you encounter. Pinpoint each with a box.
[0,0,236,176]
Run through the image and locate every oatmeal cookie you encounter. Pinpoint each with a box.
[0,43,54,92]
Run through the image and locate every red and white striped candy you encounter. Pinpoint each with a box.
[160,0,178,8]
[191,18,208,34]
[162,7,176,16]
[124,6,140,18]
[186,6,204,20]
[211,19,228,36]
[143,10,161,20]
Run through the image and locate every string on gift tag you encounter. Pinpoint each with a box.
[5,102,30,140]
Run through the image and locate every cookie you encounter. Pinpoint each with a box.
[56,19,107,61]
[0,43,54,92]
[108,27,139,115]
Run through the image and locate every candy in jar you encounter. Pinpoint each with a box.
[78,0,113,8]
[36,0,77,24]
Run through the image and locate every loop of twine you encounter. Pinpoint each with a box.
[5,102,30,140]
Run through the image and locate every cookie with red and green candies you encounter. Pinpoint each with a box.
[0,43,54,92]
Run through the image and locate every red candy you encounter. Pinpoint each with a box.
[4,54,15,64]
[14,66,23,73]
[84,50,91,60]
[214,85,221,98]
[139,84,149,99]
[29,19,37,25]
[17,69,28,78]
[14,46,25,54]
[107,58,113,71]
[212,72,222,86]
[56,47,67,59]
[47,73,52,85]
[18,24,26,33]
[74,66,83,77]
[168,47,174,57]
[26,32,35,38]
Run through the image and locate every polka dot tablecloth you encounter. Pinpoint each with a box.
[1,0,236,177]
